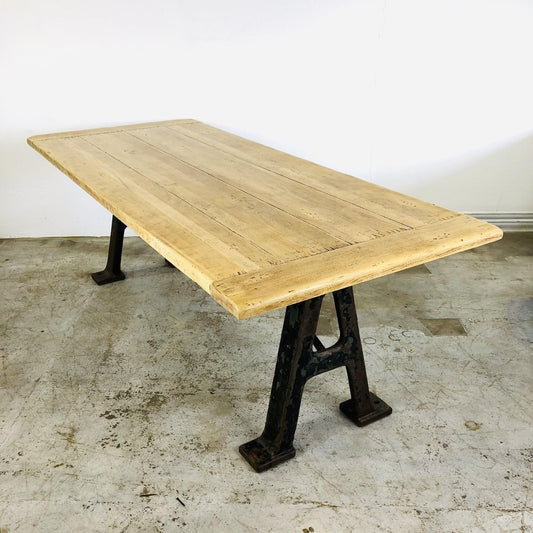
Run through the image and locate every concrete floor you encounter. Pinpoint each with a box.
[0,233,531,532]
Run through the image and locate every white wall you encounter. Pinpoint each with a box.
[1,0,532,237]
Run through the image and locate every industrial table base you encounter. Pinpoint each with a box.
[95,215,391,472]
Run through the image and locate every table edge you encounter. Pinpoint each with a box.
[210,216,503,319]
[27,119,198,144]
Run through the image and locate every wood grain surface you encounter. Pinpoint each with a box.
[28,120,503,318]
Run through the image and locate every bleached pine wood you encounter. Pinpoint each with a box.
[211,216,502,318]
[28,119,197,143]
[168,121,458,227]
[128,127,410,243]
[28,119,503,319]
[83,132,346,257]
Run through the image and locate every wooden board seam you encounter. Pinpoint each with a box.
[78,135,277,264]
[209,215,503,319]
[167,124,417,230]
[27,135,228,291]
[124,130,357,245]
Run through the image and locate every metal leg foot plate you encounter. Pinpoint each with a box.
[339,392,392,427]
[239,438,296,473]
[91,269,125,286]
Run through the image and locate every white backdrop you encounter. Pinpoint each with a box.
[1,0,532,237]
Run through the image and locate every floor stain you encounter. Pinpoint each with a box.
[139,485,158,498]
[420,318,467,336]
[56,425,78,447]
[146,393,167,408]
[465,420,482,431]
[245,390,262,404]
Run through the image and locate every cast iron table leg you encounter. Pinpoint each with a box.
[334,287,392,425]
[239,286,392,472]
[91,215,126,285]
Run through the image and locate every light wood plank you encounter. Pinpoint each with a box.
[211,216,503,319]
[68,137,277,269]
[130,126,410,243]
[83,131,345,260]
[30,136,253,289]
[169,121,456,227]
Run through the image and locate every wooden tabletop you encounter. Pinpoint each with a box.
[28,120,503,319]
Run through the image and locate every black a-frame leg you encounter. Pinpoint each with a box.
[239,286,392,472]
[335,287,392,425]
[91,215,126,285]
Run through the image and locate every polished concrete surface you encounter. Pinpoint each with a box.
[1,233,531,532]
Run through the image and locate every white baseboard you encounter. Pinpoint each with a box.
[467,212,533,232]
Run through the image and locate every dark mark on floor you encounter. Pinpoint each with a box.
[420,318,467,336]
[57,426,78,447]
[147,393,166,408]
[147,339,159,349]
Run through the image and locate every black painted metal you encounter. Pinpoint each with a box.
[313,335,326,352]
[239,286,392,472]
[91,215,127,285]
